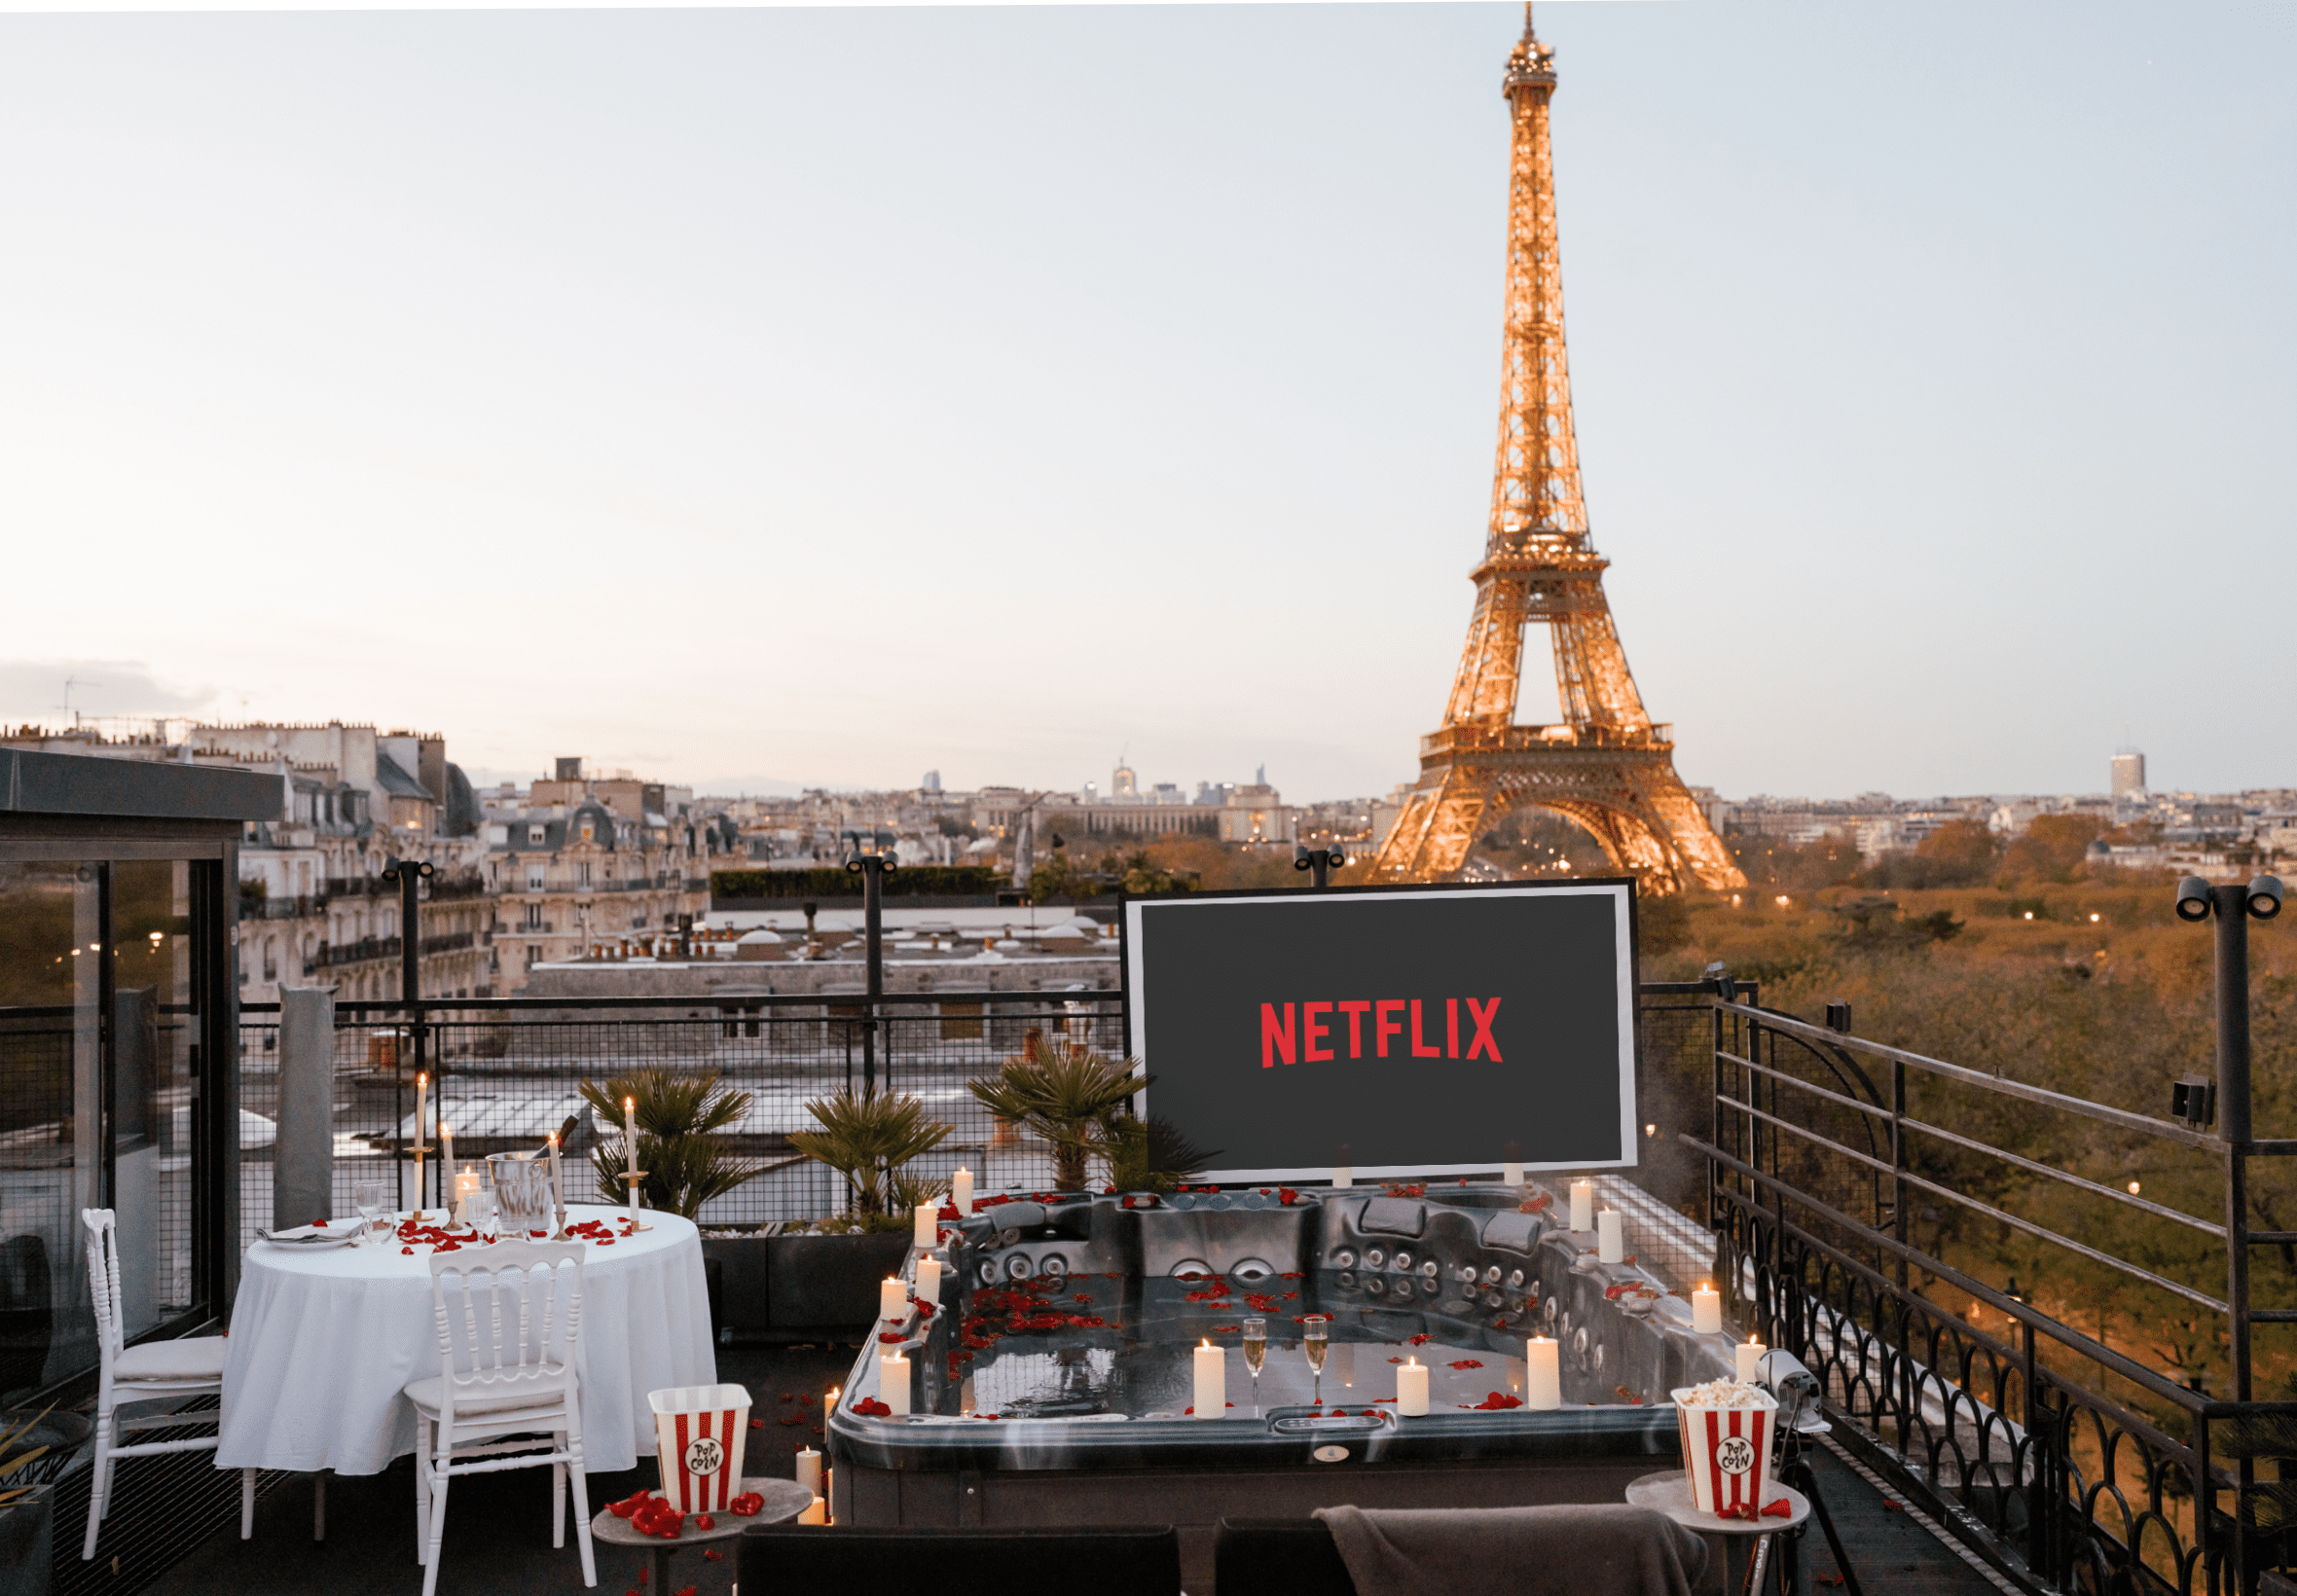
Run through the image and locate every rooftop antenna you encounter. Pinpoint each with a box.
[55,676,103,729]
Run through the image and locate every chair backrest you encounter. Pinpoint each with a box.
[79,1209,124,1367]
[427,1239,585,1418]
[1215,1518,1357,1596]
[740,1526,1183,1596]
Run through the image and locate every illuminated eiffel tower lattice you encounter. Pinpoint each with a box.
[1370,9,1744,895]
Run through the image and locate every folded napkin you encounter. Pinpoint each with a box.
[256,1221,361,1245]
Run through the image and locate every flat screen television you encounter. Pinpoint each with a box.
[1121,880,1638,1183]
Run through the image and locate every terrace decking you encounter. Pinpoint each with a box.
[103,1345,2008,1596]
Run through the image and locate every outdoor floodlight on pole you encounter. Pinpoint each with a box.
[1294,843,1346,890]
[2174,872,2282,1402]
[381,853,435,1205]
[845,831,897,1099]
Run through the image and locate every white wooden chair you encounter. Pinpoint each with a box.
[80,1207,258,1561]
[405,1238,596,1596]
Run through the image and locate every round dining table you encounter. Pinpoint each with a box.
[218,1205,718,1475]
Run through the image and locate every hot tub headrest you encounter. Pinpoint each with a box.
[1478,1211,1544,1254]
[1357,1198,1427,1237]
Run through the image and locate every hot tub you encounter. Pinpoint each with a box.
[826,1185,1734,1586]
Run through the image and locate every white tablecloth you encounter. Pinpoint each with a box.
[219,1206,716,1475]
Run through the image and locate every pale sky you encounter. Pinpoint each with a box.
[1,2,2289,802]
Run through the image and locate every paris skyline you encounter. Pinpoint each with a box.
[1,2,2288,803]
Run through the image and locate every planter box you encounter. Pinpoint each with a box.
[0,1484,51,1596]
[701,1231,910,1343]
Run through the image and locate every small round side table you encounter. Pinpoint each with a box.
[590,1476,815,1592]
[1626,1470,1811,1595]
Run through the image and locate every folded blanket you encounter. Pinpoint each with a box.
[1312,1504,1705,1596]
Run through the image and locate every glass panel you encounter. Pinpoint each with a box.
[0,861,99,1397]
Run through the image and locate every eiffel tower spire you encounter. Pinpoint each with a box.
[1371,21,1743,894]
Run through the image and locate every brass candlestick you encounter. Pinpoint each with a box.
[407,1144,432,1223]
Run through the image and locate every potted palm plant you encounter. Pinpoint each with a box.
[967,1040,1147,1192]
[578,1068,761,1218]
[707,1090,956,1342]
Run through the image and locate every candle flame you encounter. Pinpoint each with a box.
[418,1071,427,1087]
[625,1096,635,1112]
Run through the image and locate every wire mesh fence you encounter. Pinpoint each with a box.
[234,993,1129,1249]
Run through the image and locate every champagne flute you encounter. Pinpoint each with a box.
[1301,1315,1331,1407]
[1242,1318,1267,1416]
[352,1179,391,1245]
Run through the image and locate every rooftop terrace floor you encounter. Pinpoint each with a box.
[81,1345,2019,1596]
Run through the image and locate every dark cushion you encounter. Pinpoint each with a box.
[1215,1517,1357,1596]
[741,1524,1182,1596]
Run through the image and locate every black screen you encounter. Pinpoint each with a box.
[1124,882,1637,1180]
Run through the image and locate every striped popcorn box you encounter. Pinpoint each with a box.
[1670,1382,1777,1521]
[649,1384,752,1514]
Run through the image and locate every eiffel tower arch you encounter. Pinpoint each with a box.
[1371,9,1743,896]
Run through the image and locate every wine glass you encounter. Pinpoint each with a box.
[1301,1315,1330,1407]
[352,1179,392,1244]
[1242,1319,1267,1416]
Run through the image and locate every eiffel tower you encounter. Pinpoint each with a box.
[1371,7,1744,895]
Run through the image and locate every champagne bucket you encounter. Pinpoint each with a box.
[487,1151,558,1233]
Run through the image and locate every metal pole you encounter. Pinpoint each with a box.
[2214,884,2251,1397]
[861,855,883,1099]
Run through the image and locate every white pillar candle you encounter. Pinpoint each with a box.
[1597,1209,1624,1264]
[795,1447,821,1497]
[798,1496,826,1526]
[880,1277,909,1324]
[878,1352,910,1417]
[623,1095,641,1217]
[1332,1143,1353,1189]
[952,1167,974,1215]
[1502,1139,1523,1187]
[1692,1283,1723,1334]
[1569,1179,1592,1232]
[913,1201,937,1250]
[1193,1339,1225,1419]
[1396,1358,1430,1417]
[1526,1336,1561,1410]
[917,1257,943,1303]
[1736,1338,1765,1384]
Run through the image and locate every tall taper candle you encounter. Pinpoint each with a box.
[1569,1179,1592,1232]
[952,1166,974,1215]
[1192,1339,1225,1419]
[546,1130,563,1228]
[1396,1357,1430,1417]
[622,1095,641,1218]
[1526,1336,1561,1409]
[879,1352,910,1417]
[441,1121,455,1183]
[1597,1209,1624,1264]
